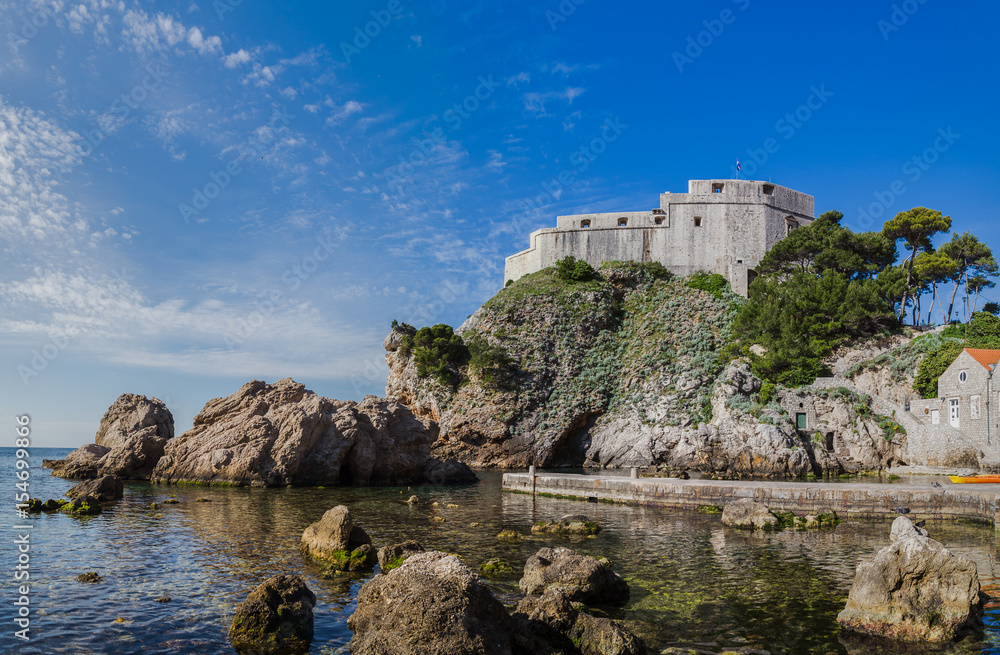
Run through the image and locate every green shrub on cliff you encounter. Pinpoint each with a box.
[401,324,468,387]
[686,272,729,299]
[465,331,514,387]
[555,256,596,283]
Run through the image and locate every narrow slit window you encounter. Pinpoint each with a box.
[618,217,628,227]
[654,216,665,225]
[580,219,591,228]
[712,183,724,193]
[694,216,702,227]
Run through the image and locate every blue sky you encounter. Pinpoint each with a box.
[2,0,998,447]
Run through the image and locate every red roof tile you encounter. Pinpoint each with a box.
[965,348,1000,370]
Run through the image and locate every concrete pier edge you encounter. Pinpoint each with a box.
[502,472,1000,527]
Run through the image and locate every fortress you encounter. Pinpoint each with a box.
[504,179,815,296]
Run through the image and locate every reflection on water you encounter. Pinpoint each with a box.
[3,450,1000,654]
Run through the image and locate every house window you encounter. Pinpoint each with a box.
[712,183,724,193]
[959,370,968,383]
[796,413,807,430]
[786,218,798,235]
[580,219,591,229]
[762,184,774,195]
[972,395,981,420]
[694,217,702,227]
[654,216,665,225]
[931,409,940,424]
[950,399,960,428]
[618,217,628,227]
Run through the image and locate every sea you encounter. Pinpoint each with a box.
[2,447,1000,654]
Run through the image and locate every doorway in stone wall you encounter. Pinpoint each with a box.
[950,399,960,428]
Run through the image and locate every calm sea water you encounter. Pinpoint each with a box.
[2,447,1000,654]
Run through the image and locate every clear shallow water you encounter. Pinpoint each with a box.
[2,448,1000,654]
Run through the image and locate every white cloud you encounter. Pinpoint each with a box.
[523,87,586,116]
[327,100,363,125]
[507,72,530,86]
[223,48,252,68]
[187,26,222,54]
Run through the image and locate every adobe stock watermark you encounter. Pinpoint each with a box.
[179,106,294,224]
[17,269,137,386]
[339,0,413,64]
[505,116,628,239]
[545,0,586,31]
[728,85,834,178]
[380,75,500,191]
[672,0,751,73]
[878,0,929,41]
[853,127,960,232]
[213,0,244,20]
[6,2,59,54]
[56,63,170,183]
[12,415,32,642]
[224,233,342,349]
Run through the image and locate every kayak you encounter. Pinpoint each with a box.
[948,476,1000,484]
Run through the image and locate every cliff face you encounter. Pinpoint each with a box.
[385,265,902,475]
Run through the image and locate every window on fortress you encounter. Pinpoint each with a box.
[654,216,665,226]
[762,184,774,195]
[694,217,702,227]
[581,220,591,229]
[618,217,628,227]
[712,183,724,193]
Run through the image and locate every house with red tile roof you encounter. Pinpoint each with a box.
[910,348,1000,455]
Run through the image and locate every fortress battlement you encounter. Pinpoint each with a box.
[504,179,815,296]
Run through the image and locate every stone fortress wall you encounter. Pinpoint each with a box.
[504,179,815,296]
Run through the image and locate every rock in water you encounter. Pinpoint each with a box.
[347,551,517,655]
[150,379,476,487]
[519,547,629,604]
[720,498,779,529]
[228,574,316,654]
[837,516,984,642]
[53,395,173,480]
[514,588,647,655]
[66,475,124,502]
[377,541,425,572]
[300,506,376,572]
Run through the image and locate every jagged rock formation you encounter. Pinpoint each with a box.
[386,266,903,475]
[837,516,984,643]
[150,378,476,487]
[66,475,124,502]
[51,394,174,480]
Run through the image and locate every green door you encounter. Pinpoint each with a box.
[796,413,807,430]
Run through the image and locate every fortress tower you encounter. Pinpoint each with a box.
[503,179,815,297]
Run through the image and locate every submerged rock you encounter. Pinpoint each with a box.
[348,551,517,655]
[75,572,102,583]
[300,505,376,572]
[721,499,779,529]
[837,516,984,643]
[53,395,173,480]
[228,574,316,655]
[531,514,601,535]
[61,494,102,516]
[519,547,629,605]
[66,475,124,502]
[150,379,477,487]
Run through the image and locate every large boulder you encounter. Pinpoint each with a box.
[228,574,316,654]
[837,516,984,643]
[519,547,629,605]
[150,379,477,487]
[66,475,124,502]
[300,506,375,572]
[53,395,173,480]
[720,498,779,529]
[347,551,518,655]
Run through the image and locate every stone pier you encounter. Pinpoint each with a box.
[502,473,1000,525]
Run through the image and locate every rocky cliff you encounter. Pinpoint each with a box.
[152,378,475,487]
[385,264,905,475]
